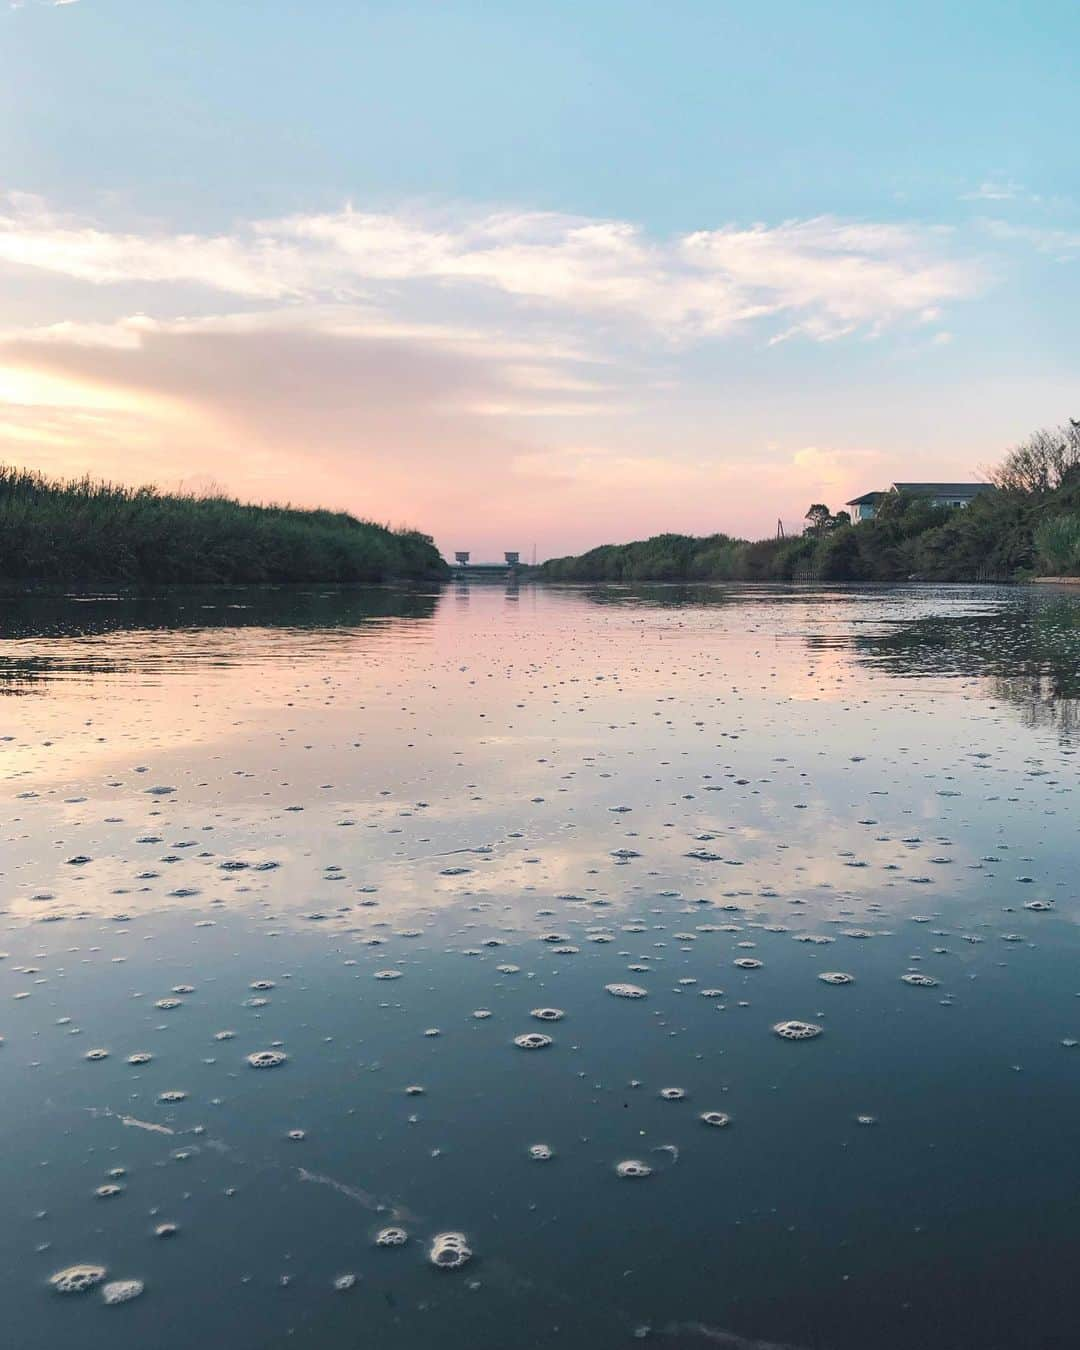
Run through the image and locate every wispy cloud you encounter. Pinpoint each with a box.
[981,218,1080,262]
[0,194,979,343]
[961,179,1028,202]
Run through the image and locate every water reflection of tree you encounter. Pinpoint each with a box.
[833,593,1080,742]
[0,583,442,641]
[985,673,1079,740]
[0,583,443,693]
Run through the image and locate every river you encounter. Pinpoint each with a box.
[2,579,1078,1349]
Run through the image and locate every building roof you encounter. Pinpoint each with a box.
[845,491,887,506]
[889,482,993,497]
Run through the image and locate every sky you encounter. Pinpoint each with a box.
[2,1,1078,560]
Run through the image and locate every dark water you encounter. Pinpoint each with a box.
[1,580,1078,1350]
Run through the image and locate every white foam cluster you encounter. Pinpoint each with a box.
[513,1032,552,1049]
[50,1265,106,1294]
[773,1020,823,1040]
[605,983,647,999]
[102,1279,144,1305]
[428,1231,472,1269]
[900,973,938,987]
[530,1008,564,1022]
[529,1143,553,1160]
[700,1111,731,1127]
[246,1049,288,1068]
[375,1227,408,1247]
[818,972,854,985]
[615,1159,652,1178]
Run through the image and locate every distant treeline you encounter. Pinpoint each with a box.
[541,421,1080,584]
[0,468,447,587]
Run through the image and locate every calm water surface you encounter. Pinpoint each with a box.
[2,581,1079,1350]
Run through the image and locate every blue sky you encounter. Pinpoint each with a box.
[2,0,1078,555]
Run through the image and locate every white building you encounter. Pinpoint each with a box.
[845,482,993,522]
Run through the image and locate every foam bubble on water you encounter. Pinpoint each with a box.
[429,1231,472,1269]
[127,1052,152,1065]
[423,1028,441,1037]
[375,1227,409,1247]
[733,958,762,969]
[856,1114,878,1126]
[530,1008,565,1022]
[101,1279,144,1305]
[247,1049,288,1068]
[529,1143,553,1160]
[249,980,275,991]
[84,1048,109,1061]
[773,1020,823,1040]
[288,1129,306,1141]
[901,973,938,987]
[50,1265,106,1294]
[514,1032,552,1049]
[472,1009,492,1019]
[1024,900,1053,912]
[605,983,647,999]
[333,1273,357,1290]
[700,1111,731,1127]
[496,964,520,974]
[374,970,402,980]
[616,1160,652,1178]
[819,972,855,985]
[157,1090,186,1103]
[155,998,182,1010]
[154,1223,178,1239]
[660,1087,686,1100]
[214,1030,236,1041]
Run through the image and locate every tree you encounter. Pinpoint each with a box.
[805,503,831,534]
[985,421,1080,495]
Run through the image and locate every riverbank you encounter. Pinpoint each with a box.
[542,424,1080,584]
[0,468,448,586]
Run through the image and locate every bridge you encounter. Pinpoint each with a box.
[452,551,523,575]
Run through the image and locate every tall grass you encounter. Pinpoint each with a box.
[1034,513,1080,574]
[0,467,447,586]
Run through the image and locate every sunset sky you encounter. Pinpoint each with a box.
[3,0,1078,559]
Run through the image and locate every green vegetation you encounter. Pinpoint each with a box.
[1034,514,1080,575]
[542,421,1080,584]
[0,467,447,587]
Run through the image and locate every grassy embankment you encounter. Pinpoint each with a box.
[541,421,1080,584]
[0,467,447,587]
